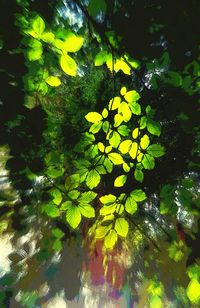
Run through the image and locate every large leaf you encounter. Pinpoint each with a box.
[63,33,84,52]
[125,196,137,214]
[104,229,118,249]
[31,16,45,36]
[86,169,101,189]
[147,144,165,157]
[95,225,111,239]
[109,131,121,148]
[85,112,103,123]
[131,189,147,202]
[66,204,81,229]
[60,54,77,76]
[100,194,116,204]
[115,218,129,237]
[118,101,132,121]
[109,96,121,110]
[100,204,116,216]
[108,153,124,165]
[79,204,95,218]
[124,90,140,103]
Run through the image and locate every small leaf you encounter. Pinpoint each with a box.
[129,102,141,115]
[114,175,127,187]
[27,46,43,61]
[186,279,200,304]
[124,90,140,103]
[94,50,109,66]
[100,204,117,216]
[147,120,161,136]
[89,122,102,134]
[114,114,124,127]
[120,87,127,96]
[118,140,132,154]
[102,108,108,118]
[32,16,45,36]
[131,189,147,202]
[129,142,138,159]
[118,101,132,122]
[100,194,116,204]
[147,144,165,157]
[108,153,124,165]
[115,218,129,237]
[66,204,81,229]
[46,76,61,87]
[86,169,101,189]
[65,174,80,191]
[109,96,121,110]
[104,229,118,249]
[104,158,113,173]
[109,131,121,148]
[140,134,150,150]
[60,54,77,76]
[52,228,64,239]
[95,225,111,239]
[125,197,137,214]
[42,203,60,218]
[79,204,95,218]
[132,128,139,139]
[85,112,103,123]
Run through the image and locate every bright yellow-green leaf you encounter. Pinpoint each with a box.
[109,131,121,148]
[85,112,103,123]
[104,229,118,249]
[100,194,116,204]
[105,145,112,153]
[142,154,155,170]
[95,225,112,239]
[114,114,124,127]
[131,189,147,202]
[150,296,163,308]
[114,175,127,187]
[100,203,117,216]
[32,15,45,36]
[54,38,65,50]
[130,102,141,115]
[89,122,102,134]
[102,108,108,118]
[120,86,127,96]
[137,152,144,162]
[140,134,150,150]
[118,101,132,121]
[186,279,200,304]
[125,196,137,214]
[108,153,124,165]
[119,139,132,154]
[63,33,84,52]
[66,205,81,229]
[68,190,80,200]
[132,128,139,139]
[124,90,140,103]
[97,142,105,152]
[27,46,43,61]
[46,76,61,87]
[115,218,129,237]
[79,204,95,218]
[51,189,62,205]
[115,58,131,75]
[41,31,55,43]
[65,174,80,190]
[94,50,109,66]
[109,96,121,110]
[86,169,101,189]
[129,142,138,159]
[60,54,77,76]
[123,163,130,172]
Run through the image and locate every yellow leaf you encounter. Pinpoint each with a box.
[132,127,139,139]
[60,54,77,76]
[63,33,84,52]
[129,142,138,159]
[118,101,132,121]
[118,140,132,154]
[109,96,121,110]
[85,112,103,123]
[140,134,150,150]
[46,76,61,87]
[104,229,118,249]
[187,279,200,304]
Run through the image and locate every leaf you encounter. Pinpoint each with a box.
[63,33,84,52]
[129,142,138,159]
[114,175,127,187]
[123,162,130,172]
[85,112,103,123]
[46,76,61,87]
[140,116,147,129]
[147,144,165,157]
[52,239,62,252]
[109,96,121,110]
[66,204,81,229]
[79,204,95,218]
[115,58,131,75]
[86,169,101,189]
[52,228,64,239]
[42,203,60,218]
[94,50,109,66]
[134,168,144,183]
[89,122,102,134]
[147,120,161,136]
[166,71,182,87]
[60,54,77,76]
[114,114,124,127]
[65,174,80,190]
[131,189,147,202]
[115,218,129,237]
[102,108,108,118]
[142,154,155,170]
[104,158,113,173]
[27,46,43,61]
[100,194,116,204]
[50,189,62,205]
[68,190,80,200]
[129,102,141,115]
[78,191,97,203]
[100,204,117,216]
[102,121,109,133]
[118,125,130,136]
[108,153,124,165]
[132,128,139,139]
[125,196,137,214]
[120,87,127,95]
[124,90,140,103]
[95,225,111,239]
[118,101,132,121]
[32,16,45,36]
[104,229,118,249]
[60,200,72,211]
[46,167,63,178]
[109,131,121,148]
[41,32,55,43]
[186,280,200,304]
[140,134,150,150]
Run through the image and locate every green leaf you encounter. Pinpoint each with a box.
[52,228,64,239]
[46,76,61,87]
[50,189,62,205]
[118,125,130,137]
[79,204,95,218]
[89,122,102,134]
[131,189,147,202]
[60,54,77,76]
[46,167,63,178]
[109,96,121,110]
[108,153,124,165]
[65,174,80,191]
[68,190,80,200]
[166,71,182,87]
[129,142,138,159]
[129,102,141,115]
[125,196,138,214]
[62,33,84,52]
[147,144,165,157]
[134,168,144,183]
[95,225,111,239]
[104,229,118,249]
[115,218,129,237]
[27,46,43,61]
[104,158,113,173]
[124,90,140,103]
[140,134,150,150]
[120,86,127,96]
[60,200,72,211]
[78,191,97,203]
[42,203,60,218]
[32,16,45,36]
[66,204,81,229]
[52,239,62,252]
[94,50,109,66]
[118,101,132,121]
[85,112,103,123]
[102,121,109,133]
[132,128,139,139]
[41,31,55,43]
[147,120,161,136]
[109,131,121,148]
[100,203,117,216]
[100,194,116,204]
[86,169,101,189]
[140,116,147,129]
[142,154,155,170]
[114,175,127,187]
[186,280,200,304]
[114,114,124,127]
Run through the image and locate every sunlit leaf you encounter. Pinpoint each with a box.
[97,142,105,152]
[118,101,132,121]
[124,90,140,102]
[78,191,97,203]
[131,189,147,202]
[65,174,80,190]
[46,76,61,87]
[114,114,124,127]
[104,158,113,173]
[50,189,62,205]
[115,58,131,75]
[41,31,55,43]
[186,279,200,304]
[119,140,132,154]
[85,112,103,123]
[31,15,45,36]
[109,131,121,148]
[125,196,137,214]
[86,169,100,189]
[60,54,77,76]
[114,175,127,187]
[66,204,81,229]
[142,154,155,169]
[68,190,80,200]
[147,144,165,157]
[129,102,141,115]
[118,125,130,136]
[89,122,102,134]
[95,225,111,238]
[100,203,117,216]
[120,87,127,95]
[63,32,84,52]
[140,134,150,150]
[115,218,129,237]
[102,108,108,118]
[79,204,95,218]
[94,50,109,66]
[27,45,43,61]
[108,153,124,165]
[147,119,161,136]
[109,96,121,110]
[100,194,116,204]
[104,229,118,249]
[132,127,139,139]
[129,142,138,159]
